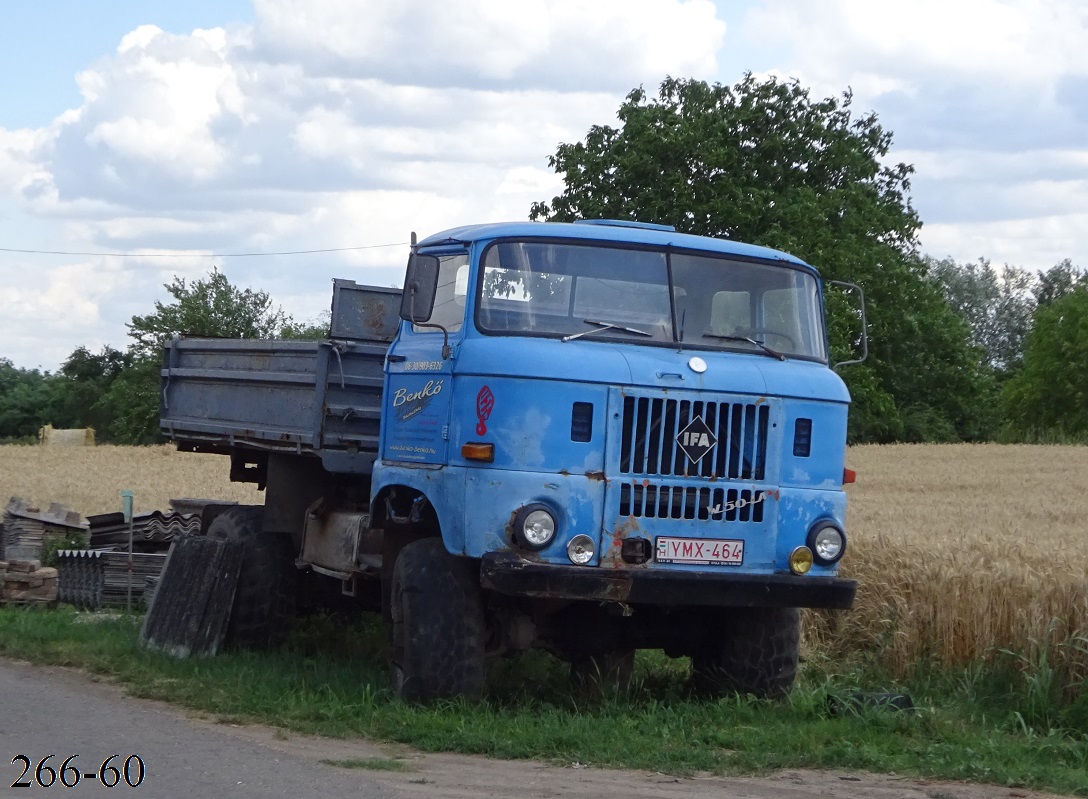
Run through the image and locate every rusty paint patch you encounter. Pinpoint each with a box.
[364,301,390,337]
[599,516,642,569]
[585,470,606,482]
[503,509,519,544]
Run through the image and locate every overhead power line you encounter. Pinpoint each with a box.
[0,242,409,257]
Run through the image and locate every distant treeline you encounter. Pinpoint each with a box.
[2,257,1086,446]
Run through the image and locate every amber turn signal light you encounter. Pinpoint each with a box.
[461,442,495,462]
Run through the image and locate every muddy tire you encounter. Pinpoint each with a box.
[390,538,485,702]
[207,506,296,649]
[570,649,635,696]
[690,607,800,700]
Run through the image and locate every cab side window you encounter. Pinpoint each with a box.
[414,255,468,333]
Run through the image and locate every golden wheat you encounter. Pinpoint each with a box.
[810,443,1088,683]
[1,442,1085,679]
[0,444,263,517]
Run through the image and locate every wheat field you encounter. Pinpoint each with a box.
[0,444,263,517]
[816,443,1088,683]
[1,442,1085,680]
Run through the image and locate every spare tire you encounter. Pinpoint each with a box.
[207,505,296,649]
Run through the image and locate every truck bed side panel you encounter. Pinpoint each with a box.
[160,338,387,471]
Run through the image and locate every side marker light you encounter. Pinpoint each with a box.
[461,442,495,462]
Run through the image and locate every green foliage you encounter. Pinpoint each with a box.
[1002,285,1088,437]
[41,529,88,568]
[1035,259,1087,308]
[0,347,135,442]
[531,74,991,443]
[97,357,164,445]
[0,359,58,440]
[280,311,331,340]
[927,256,1036,377]
[127,267,293,360]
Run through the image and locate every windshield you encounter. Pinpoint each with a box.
[475,240,827,361]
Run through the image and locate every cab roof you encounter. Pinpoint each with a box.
[416,220,814,272]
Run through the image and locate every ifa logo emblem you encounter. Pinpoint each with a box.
[676,416,717,464]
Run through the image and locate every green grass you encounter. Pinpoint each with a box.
[1,606,1086,796]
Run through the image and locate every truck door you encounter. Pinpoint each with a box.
[382,253,468,465]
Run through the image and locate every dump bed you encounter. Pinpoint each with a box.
[159,280,400,475]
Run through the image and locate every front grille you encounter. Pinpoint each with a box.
[619,396,769,479]
[619,483,766,523]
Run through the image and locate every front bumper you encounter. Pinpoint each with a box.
[480,551,857,609]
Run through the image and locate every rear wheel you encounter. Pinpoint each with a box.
[690,606,800,699]
[390,538,486,702]
[207,506,296,649]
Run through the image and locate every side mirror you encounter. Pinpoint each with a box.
[399,254,441,323]
[827,280,868,369]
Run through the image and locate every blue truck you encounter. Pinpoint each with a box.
[161,219,859,701]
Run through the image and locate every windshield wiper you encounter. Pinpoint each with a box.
[702,332,787,361]
[562,318,653,343]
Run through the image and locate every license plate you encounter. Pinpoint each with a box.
[655,536,744,565]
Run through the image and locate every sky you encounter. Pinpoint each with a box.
[2,0,1086,371]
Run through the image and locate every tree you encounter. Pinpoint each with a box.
[127,267,293,360]
[1002,285,1088,438]
[1035,259,1086,308]
[927,257,1036,377]
[50,346,129,435]
[108,268,312,444]
[0,359,58,441]
[531,74,991,442]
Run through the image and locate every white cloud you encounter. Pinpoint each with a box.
[1,0,725,369]
[743,0,1088,97]
[251,0,724,90]
[736,0,1088,271]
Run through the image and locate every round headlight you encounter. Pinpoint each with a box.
[513,504,557,550]
[567,534,596,565]
[807,523,846,565]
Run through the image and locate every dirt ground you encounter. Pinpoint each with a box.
[221,717,1077,799]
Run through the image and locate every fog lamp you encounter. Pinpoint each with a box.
[513,504,557,550]
[807,522,846,565]
[789,546,814,575]
[567,534,596,565]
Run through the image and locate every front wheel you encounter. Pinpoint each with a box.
[390,538,486,702]
[690,606,800,700]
